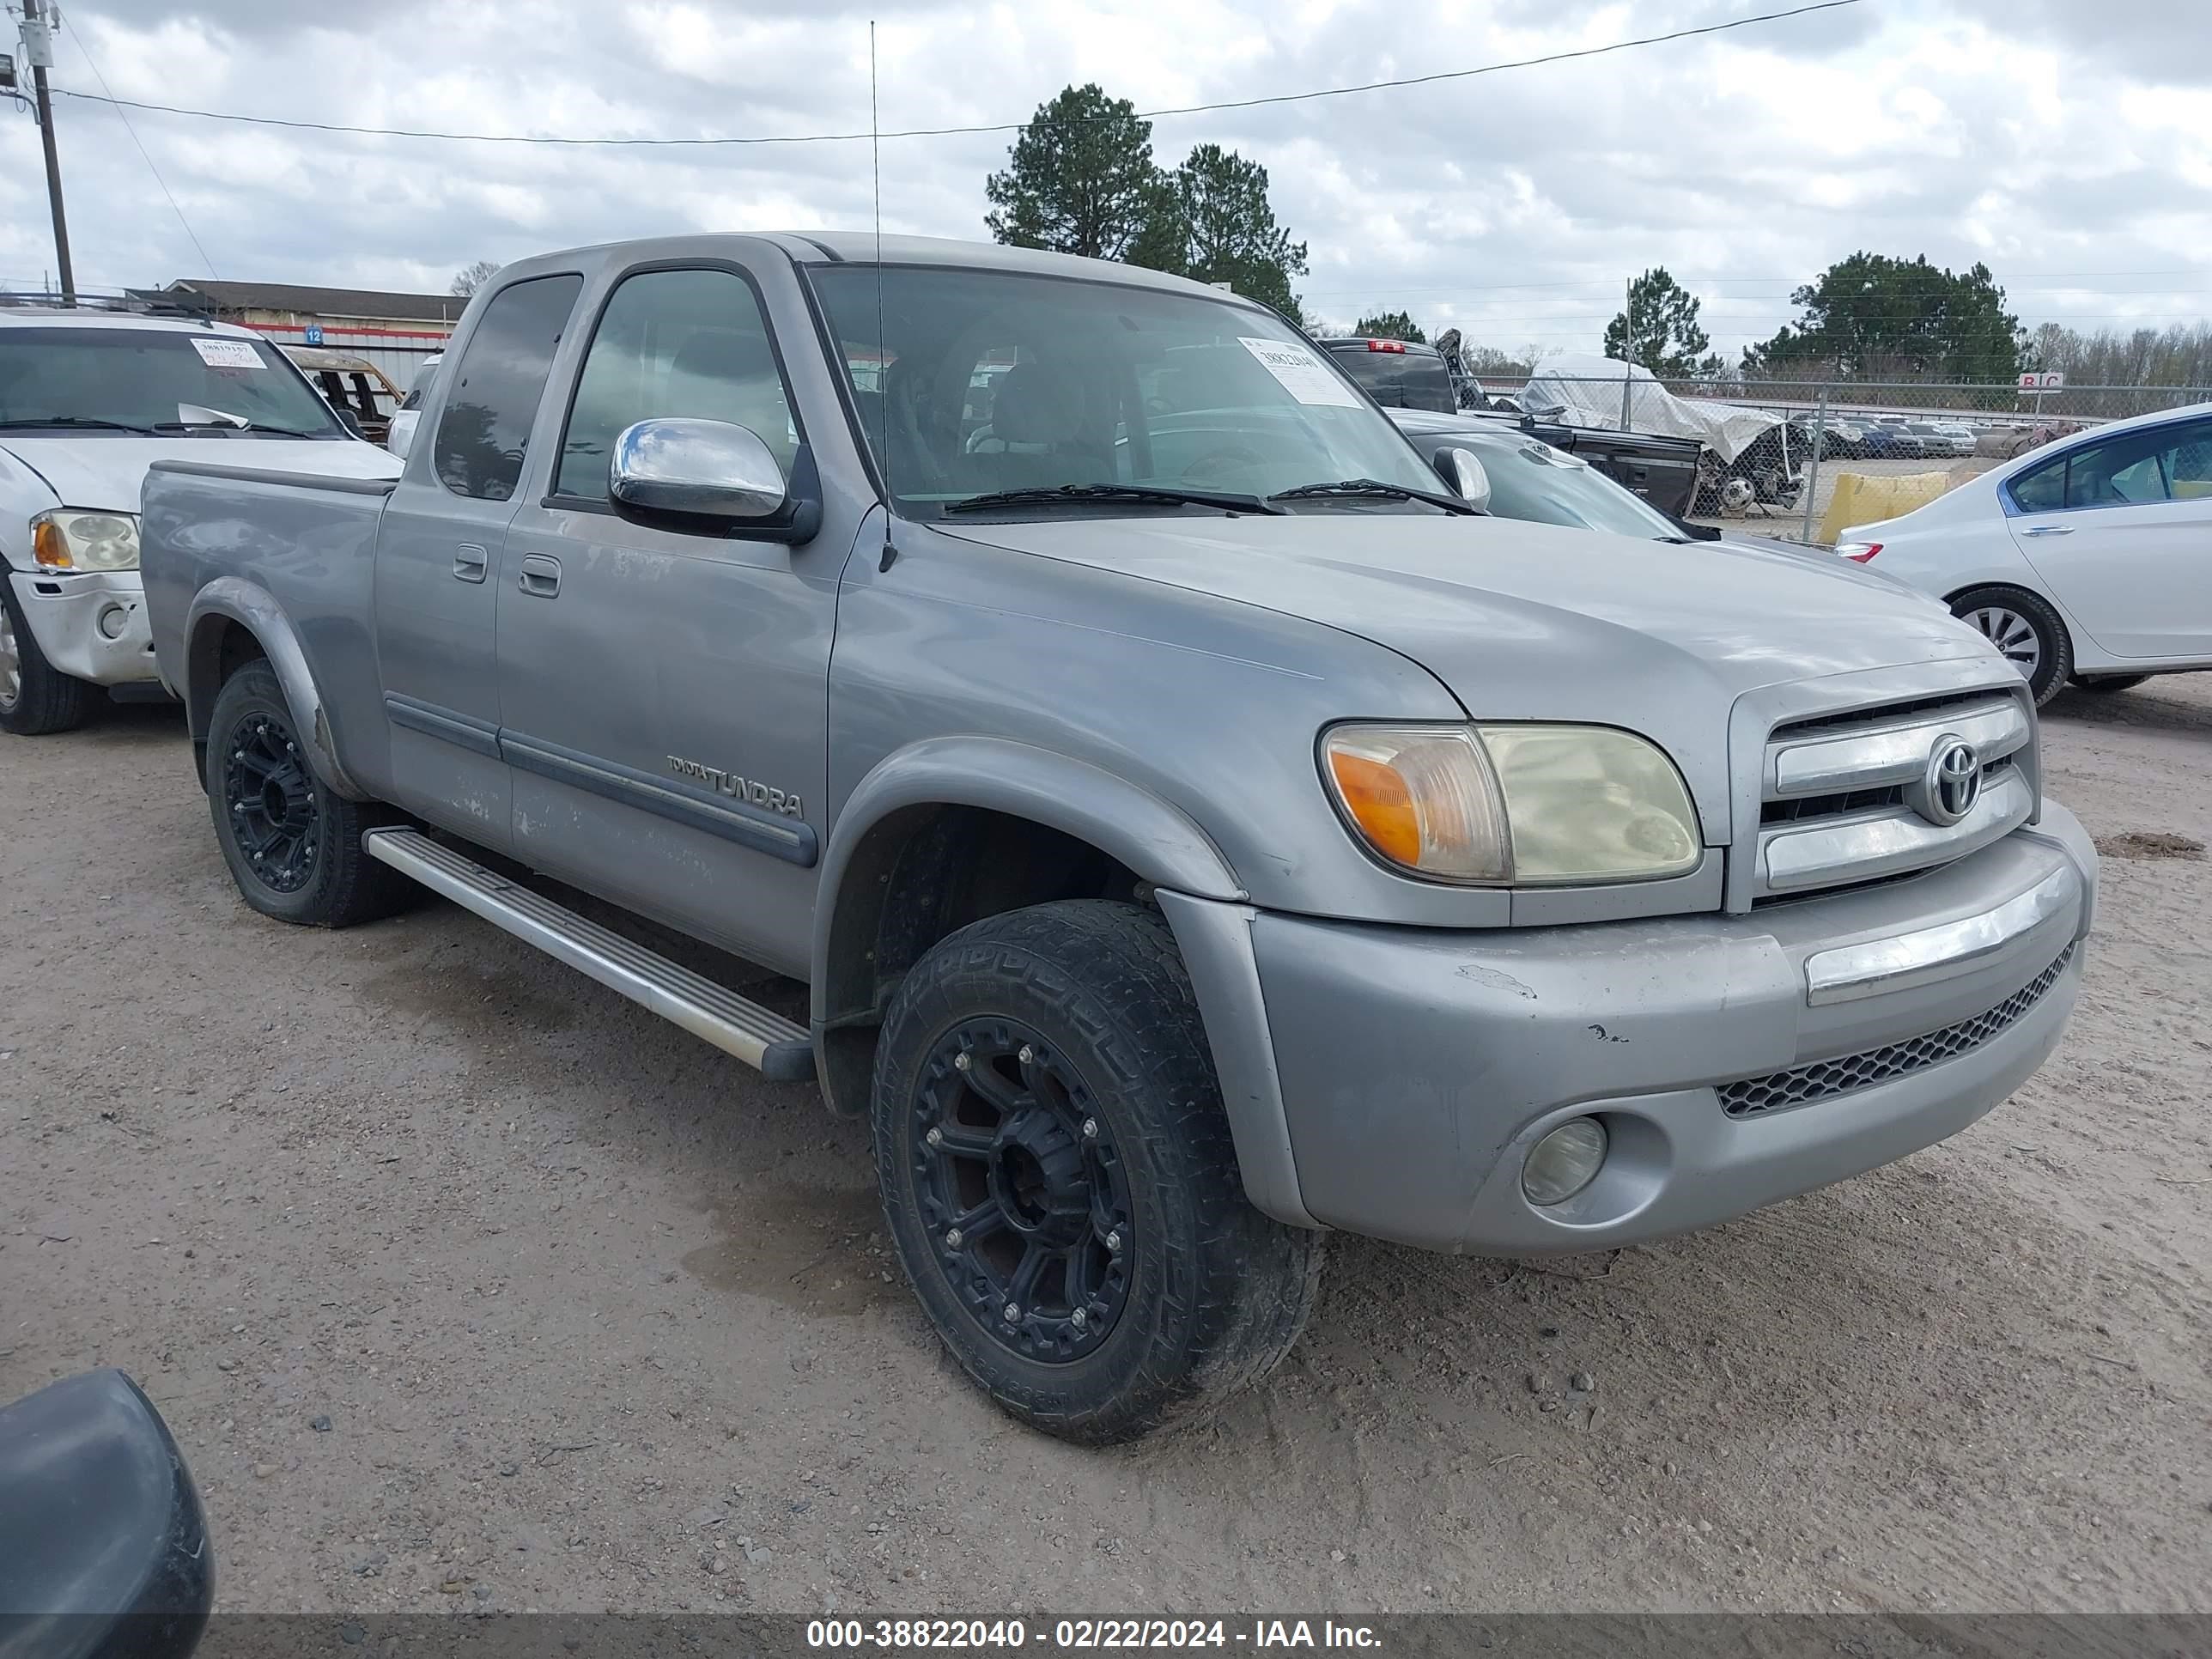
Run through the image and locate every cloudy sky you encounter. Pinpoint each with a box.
[3,0,2207,358]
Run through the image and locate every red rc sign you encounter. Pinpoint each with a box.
[2018,371,2065,391]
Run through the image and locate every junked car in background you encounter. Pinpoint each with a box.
[283,346,404,447]
[1901,420,1973,459]
[1837,400,2212,703]
[0,305,400,735]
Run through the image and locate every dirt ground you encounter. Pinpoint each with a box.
[3,677,2209,1617]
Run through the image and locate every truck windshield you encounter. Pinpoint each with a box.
[809,265,1445,516]
[0,327,343,438]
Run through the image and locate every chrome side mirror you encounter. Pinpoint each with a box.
[1437,446,1491,513]
[611,417,787,521]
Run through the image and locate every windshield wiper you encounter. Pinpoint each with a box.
[943,483,1284,516]
[0,416,161,434]
[152,419,327,438]
[1269,477,1476,514]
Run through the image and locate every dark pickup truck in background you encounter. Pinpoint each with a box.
[1319,334,1705,517]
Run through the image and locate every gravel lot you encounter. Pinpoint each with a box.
[3,677,2209,1616]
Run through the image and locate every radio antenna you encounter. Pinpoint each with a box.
[871,21,897,572]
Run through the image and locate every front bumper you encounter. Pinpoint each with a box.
[1166,803,2095,1255]
[7,568,159,687]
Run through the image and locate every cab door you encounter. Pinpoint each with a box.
[371,273,582,848]
[494,258,842,978]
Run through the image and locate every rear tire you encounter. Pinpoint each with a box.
[0,577,95,736]
[2069,673,2151,695]
[206,660,408,927]
[1949,585,2071,708]
[872,899,1323,1444]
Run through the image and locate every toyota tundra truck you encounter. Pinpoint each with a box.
[1,303,398,735]
[139,235,2096,1443]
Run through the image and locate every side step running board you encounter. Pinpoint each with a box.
[362,828,815,1083]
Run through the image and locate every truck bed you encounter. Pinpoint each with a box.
[140,460,397,705]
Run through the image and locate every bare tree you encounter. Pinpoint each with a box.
[449,259,500,299]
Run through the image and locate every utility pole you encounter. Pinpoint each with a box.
[22,0,75,303]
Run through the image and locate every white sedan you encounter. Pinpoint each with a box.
[1835,400,2212,705]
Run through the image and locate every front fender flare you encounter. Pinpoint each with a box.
[184,579,368,800]
[811,737,1243,1015]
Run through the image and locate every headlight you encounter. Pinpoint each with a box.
[1321,721,1702,885]
[32,509,140,571]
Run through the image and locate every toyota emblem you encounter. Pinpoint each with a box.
[1916,735,1983,826]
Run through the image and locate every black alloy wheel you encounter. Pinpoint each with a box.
[222,710,323,894]
[908,1018,1134,1364]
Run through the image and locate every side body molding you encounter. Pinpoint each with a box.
[182,577,368,800]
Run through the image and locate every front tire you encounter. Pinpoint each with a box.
[2069,673,2152,695]
[0,577,94,736]
[1950,585,2071,707]
[206,660,407,927]
[872,900,1323,1444]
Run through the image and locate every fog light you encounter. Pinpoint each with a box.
[97,604,130,640]
[1522,1117,1607,1206]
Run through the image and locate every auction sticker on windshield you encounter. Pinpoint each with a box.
[191,339,263,369]
[1239,337,1361,408]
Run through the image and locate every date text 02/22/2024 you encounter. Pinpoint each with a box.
[805,1620,1383,1650]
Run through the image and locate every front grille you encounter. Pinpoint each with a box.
[1763,784,1905,825]
[1770,690,1999,742]
[1759,755,2016,828]
[1717,945,2075,1119]
[1752,691,2036,902]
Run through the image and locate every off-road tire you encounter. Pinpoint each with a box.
[872,899,1323,1444]
[1950,585,2072,708]
[2069,673,2152,695]
[207,661,408,927]
[0,576,94,736]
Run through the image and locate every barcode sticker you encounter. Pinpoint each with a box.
[1239,337,1360,407]
[191,338,263,368]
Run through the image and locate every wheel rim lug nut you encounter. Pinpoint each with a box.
[1002,1304,1020,1323]
[925,1127,943,1147]
[945,1228,963,1249]
[1071,1309,1087,1329]
[1018,1044,1033,1064]
[1082,1118,1098,1139]
[1105,1230,1121,1252]
[952,1052,970,1072]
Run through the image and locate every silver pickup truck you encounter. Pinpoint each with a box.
[142,234,2096,1443]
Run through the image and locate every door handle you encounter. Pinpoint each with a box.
[2020,524,2074,537]
[517,553,562,597]
[453,543,489,582]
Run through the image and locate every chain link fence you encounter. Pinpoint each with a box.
[1459,371,2212,544]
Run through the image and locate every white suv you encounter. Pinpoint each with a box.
[1836,400,2212,704]
[0,307,401,734]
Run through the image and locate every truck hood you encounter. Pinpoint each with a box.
[939,511,2003,842]
[0,436,400,514]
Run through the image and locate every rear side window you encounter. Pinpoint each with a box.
[434,276,582,501]
[556,266,798,501]
[2009,453,2065,512]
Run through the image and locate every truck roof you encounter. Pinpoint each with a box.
[492,232,1261,304]
[0,307,263,340]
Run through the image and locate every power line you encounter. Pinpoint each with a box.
[49,0,1864,149]
[58,10,217,279]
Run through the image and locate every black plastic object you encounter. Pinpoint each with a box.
[0,1370,213,1659]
